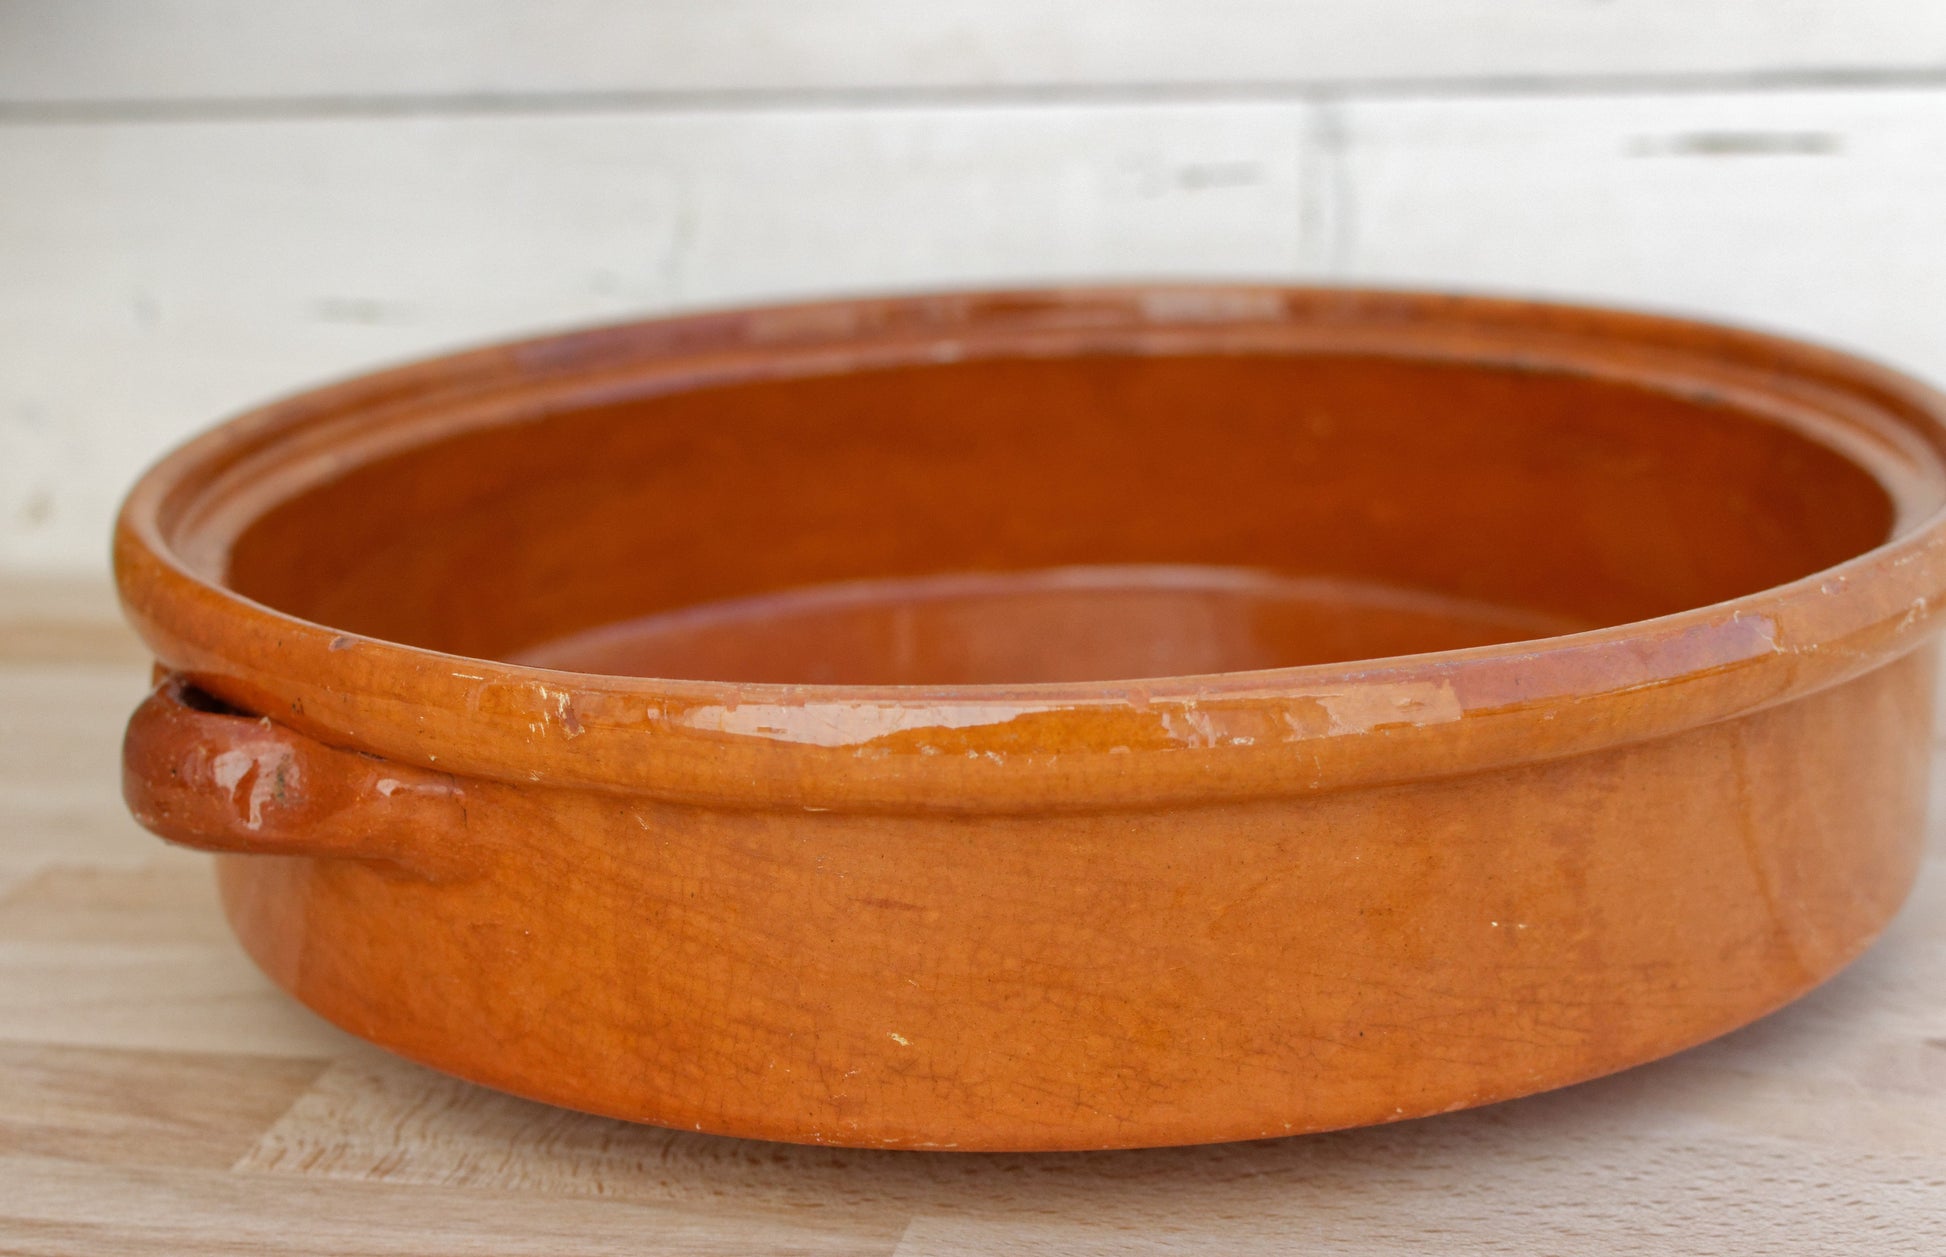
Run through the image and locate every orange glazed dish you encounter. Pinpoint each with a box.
[117,287,1946,1150]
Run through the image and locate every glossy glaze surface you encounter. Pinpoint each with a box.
[510,565,1591,685]
[116,287,1946,1149]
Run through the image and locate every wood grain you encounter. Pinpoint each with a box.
[0,655,173,881]
[2,1154,900,1256]
[0,1042,325,1170]
[4,606,1943,1244]
[0,577,148,666]
[0,862,357,1059]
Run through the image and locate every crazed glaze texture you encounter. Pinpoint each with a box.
[116,287,1946,1149]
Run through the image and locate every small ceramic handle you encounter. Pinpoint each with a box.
[122,674,474,881]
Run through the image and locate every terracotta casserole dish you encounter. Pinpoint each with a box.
[117,286,1946,1151]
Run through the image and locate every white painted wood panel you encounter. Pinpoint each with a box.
[5,1,1946,106]
[0,103,1306,570]
[1330,89,1946,388]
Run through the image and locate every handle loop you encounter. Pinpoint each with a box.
[123,674,475,881]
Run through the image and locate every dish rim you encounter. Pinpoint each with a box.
[113,284,1946,808]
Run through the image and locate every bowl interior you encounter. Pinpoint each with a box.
[222,352,1896,685]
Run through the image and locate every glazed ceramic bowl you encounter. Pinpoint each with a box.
[117,287,1946,1151]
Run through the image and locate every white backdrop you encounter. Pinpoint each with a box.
[6,0,1946,572]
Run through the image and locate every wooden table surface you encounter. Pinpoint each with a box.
[3,577,1943,1255]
